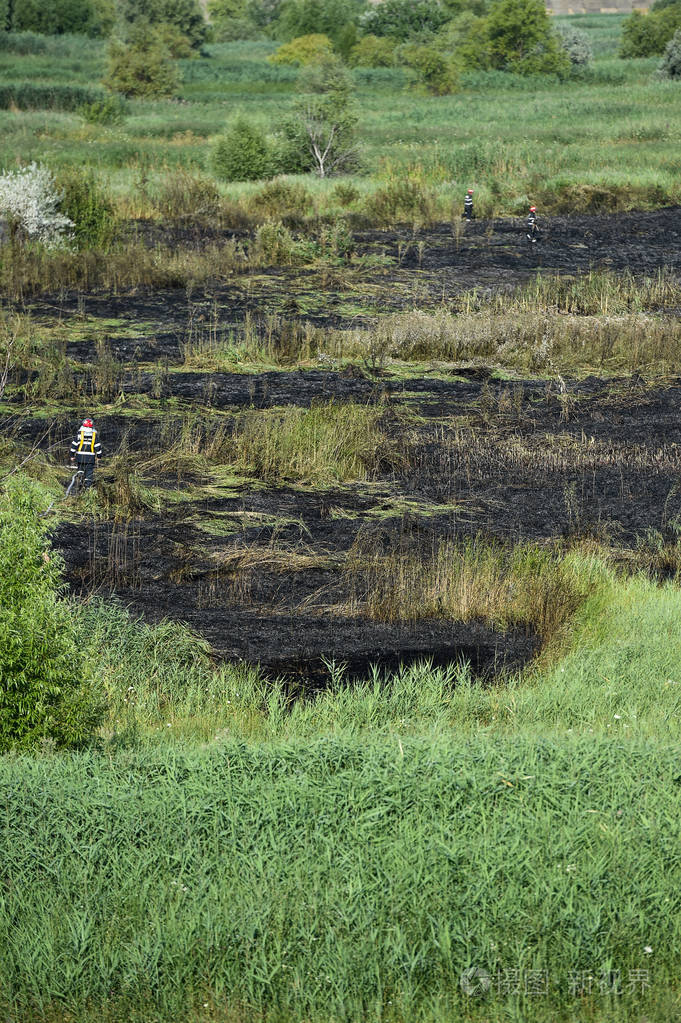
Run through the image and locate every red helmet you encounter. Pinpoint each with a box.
[467,189,474,194]
[529,206,536,212]
[82,418,93,428]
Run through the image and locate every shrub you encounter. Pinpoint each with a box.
[104,23,179,98]
[252,219,300,265]
[331,181,360,206]
[348,34,397,67]
[155,167,221,221]
[619,6,681,57]
[249,178,313,220]
[77,95,127,124]
[0,163,73,247]
[365,166,436,226]
[400,43,459,93]
[212,117,270,181]
[658,26,681,75]
[0,476,103,751]
[359,0,450,41]
[0,30,47,52]
[556,22,592,67]
[56,168,116,250]
[268,32,334,66]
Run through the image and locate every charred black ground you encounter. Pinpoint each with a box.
[4,209,681,683]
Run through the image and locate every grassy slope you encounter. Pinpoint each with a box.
[0,18,678,211]
[2,565,681,1022]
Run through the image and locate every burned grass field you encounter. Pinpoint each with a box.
[4,207,681,684]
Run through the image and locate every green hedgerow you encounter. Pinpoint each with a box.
[0,476,104,751]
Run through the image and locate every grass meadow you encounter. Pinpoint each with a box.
[0,16,678,215]
[2,562,681,1021]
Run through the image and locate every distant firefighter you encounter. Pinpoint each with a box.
[464,188,474,220]
[526,205,539,244]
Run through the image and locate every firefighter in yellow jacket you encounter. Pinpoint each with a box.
[69,418,103,488]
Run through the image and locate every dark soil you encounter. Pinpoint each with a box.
[23,207,681,368]
[32,373,681,683]
[7,207,681,685]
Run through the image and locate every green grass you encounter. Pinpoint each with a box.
[2,735,679,1023]
[3,566,681,1022]
[227,401,401,484]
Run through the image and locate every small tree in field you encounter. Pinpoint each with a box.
[212,117,270,181]
[400,43,459,93]
[0,477,103,751]
[288,57,359,177]
[486,0,569,75]
[104,21,178,98]
[556,22,592,68]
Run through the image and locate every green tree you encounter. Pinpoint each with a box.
[486,0,569,75]
[208,0,260,41]
[349,34,397,67]
[359,0,450,41]
[117,0,207,48]
[275,0,362,49]
[11,0,113,35]
[435,11,491,70]
[286,56,359,176]
[104,21,179,97]
[212,116,270,181]
[401,42,459,92]
[0,476,103,751]
[246,0,286,32]
[620,5,681,57]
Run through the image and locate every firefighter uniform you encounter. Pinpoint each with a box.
[69,422,102,488]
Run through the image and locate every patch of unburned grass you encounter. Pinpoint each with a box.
[324,276,681,377]
[229,401,405,485]
[343,534,598,649]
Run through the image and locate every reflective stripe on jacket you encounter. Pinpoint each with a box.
[70,428,102,461]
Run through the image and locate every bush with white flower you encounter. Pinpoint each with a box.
[0,162,74,247]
